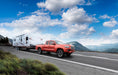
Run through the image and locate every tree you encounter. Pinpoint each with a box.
[5,37,9,43]
[0,37,9,44]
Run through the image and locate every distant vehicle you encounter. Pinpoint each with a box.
[35,40,75,57]
[13,34,37,50]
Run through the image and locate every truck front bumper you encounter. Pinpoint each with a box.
[65,49,75,53]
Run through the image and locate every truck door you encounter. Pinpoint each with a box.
[49,41,55,51]
[43,41,49,51]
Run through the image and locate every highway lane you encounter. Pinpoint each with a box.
[39,51,118,71]
[67,54,118,71]
[1,46,118,73]
[20,48,118,71]
[74,51,118,60]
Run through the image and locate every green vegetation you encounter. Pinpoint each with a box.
[0,50,65,75]
[0,37,9,44]
[0,37,11,46]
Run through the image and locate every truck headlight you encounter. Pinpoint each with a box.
[65,46,70,48]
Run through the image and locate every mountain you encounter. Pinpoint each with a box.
[67,41,90,51]
[86,45,106,51]
[103,48,118,53]
[86,43,118,52]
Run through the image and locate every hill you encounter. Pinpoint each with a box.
[86,43,118,52]
[67,41,90,51]
[103,48,118,53]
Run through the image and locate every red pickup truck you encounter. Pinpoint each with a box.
[35,40,75,57]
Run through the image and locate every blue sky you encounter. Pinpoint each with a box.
[0,0,118,46]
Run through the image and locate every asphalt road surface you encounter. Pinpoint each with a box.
[1,46,118,75]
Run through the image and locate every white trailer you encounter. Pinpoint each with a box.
[13,34,38,50]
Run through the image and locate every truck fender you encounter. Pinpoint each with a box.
[56,48,64,52]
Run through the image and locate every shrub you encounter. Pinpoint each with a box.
[0,50,65,75]
[44,63,59,71]
[19,59,45,75]
[0,50,18,60]
[44,63,65,75]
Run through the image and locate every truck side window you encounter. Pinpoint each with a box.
[49,41,55,45]
[46,41,48,45]
[26,37,28,40]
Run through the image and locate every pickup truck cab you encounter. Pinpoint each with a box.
[35,40,75,57]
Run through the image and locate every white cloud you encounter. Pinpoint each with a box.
[0,28,38,38]
[37,2,46,7]
[37,0,85,12]
[59,7,96,39]
[0,9,95,42]
[0,6,97,45]
[78,38,117,46]
[59,24,95,39]
[103,18,117,27]
[110,29,118,39]
[0,10,63,42]
[86,1,92,5]
[62,7,96,24]
[78,29,118,46]
[99,14,110,19]
[17,11,24,16]
[100,15,118,27]
[88,27,95,35]
[0,10,62,29]
[0,27,58,45]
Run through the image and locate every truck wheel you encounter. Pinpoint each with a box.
[57,49,64,58]
[38,48,42,54]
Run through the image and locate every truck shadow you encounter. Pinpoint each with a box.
[22,49,74,59]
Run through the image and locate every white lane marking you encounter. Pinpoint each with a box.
[37,54,118,73]
[73,54,118,62]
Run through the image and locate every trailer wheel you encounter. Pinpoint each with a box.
[38,48,42,54]
[17,47,20,50]
[26,48,30,51]
[57,49,64,58]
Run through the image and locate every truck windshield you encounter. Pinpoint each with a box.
[55,41,64,44]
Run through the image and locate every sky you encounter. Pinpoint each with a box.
[0,0,118,46]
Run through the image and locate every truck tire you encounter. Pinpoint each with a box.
[57,49,64,58]
[38,48,42,54]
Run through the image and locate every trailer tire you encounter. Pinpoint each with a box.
[38,48,42,54]
[26,48,30,51]
[17,47,21,50]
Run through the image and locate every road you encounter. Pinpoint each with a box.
[0,46,118,75]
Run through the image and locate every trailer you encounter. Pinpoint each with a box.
[13,34,38,50]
